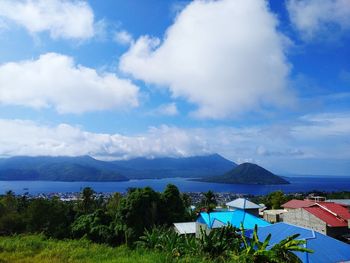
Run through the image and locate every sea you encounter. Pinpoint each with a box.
[1,176,350,195]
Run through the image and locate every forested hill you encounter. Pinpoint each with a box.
[112,154,236,179]
[0,156,127,182]
[0,154,236,181]
[197,162,289,185]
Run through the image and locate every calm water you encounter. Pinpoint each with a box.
[1,176,350,195]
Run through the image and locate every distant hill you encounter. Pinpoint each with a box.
[0,156,127,182]
[197,162,289,185]
[0,154,236,181]
[112,154,236,179]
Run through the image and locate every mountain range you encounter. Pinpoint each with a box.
[0,154,236,181]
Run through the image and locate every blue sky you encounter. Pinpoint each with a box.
[0,0,349,175]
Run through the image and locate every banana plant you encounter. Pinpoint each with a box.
[238,224,313,263]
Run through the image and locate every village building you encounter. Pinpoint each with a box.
[282,199,350,240]
[263,209,286,223]
[195,210,270,237]
[226,197,261,217]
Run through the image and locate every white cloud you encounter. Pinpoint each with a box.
[0,112,349,174]
[149,103,179,116]
[120,0,292,119]
[0,53,139,114]
[114,30,133,45]
[0,0,95,40]
[293,112,350,138]
[287,0,350,40]
[0,120,210,159]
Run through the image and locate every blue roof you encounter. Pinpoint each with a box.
[197,210,270,229]
[245,222,350,263]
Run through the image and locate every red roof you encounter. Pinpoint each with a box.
[304,203,350,227]
[282,200,315,209]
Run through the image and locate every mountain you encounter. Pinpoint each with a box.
[197,162,289,185]
[0,156,127,182]
[0,154,236,181]
[111,153,237,179]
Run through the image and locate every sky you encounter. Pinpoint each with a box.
[0,0,349,175]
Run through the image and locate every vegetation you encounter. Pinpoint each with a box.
[0,154,235,181]
[0,187,313,262]
[0,234,205,263]
[196,163,289,185]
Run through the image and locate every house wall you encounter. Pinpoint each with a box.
[263,213,281,223]
[283,208,327,234]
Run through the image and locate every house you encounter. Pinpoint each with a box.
[196,210,270,237]
[245,222,350,263]
[226,198,261,217]
[263,209,286,223]
[282,199,315,211]
[282,200,350,240]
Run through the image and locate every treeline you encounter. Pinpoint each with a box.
[0,184,194,245]
[0,186,315,262]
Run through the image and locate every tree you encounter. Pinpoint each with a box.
[25,197,74,238]
[114,187,161,245]
[72,209,114,244]
[161,184,186,224]
[79,187,96,214]
[265,191,287,209]
[106,192,122,217]
[200,190,217,211]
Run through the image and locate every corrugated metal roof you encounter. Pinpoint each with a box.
[304,204,350,227]
[282,199,315,209]
[245,222,350,263]
[197,210,270,229]
[226,198,260,209]
[327,199,350,206]
[317,202,350,220]
[174,222,196,234]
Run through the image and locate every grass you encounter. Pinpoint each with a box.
[0,235,210,263]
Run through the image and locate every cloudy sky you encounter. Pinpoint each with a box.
[0,0,349,175]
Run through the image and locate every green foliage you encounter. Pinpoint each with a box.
[115,187,162,245]
[237,224,313,263]
[106,192,122,217]
[0,234,206,263]
[161,184,187,224]
[79,187,96,214]
[199,190,217,211]
[25,197,74,238]
[72,209,114,244]
[138,225,241,260]
[198,225,241,258]
[0,186,314,263]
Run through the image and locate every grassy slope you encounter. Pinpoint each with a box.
[0,235,207,263]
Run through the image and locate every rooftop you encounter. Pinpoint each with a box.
[197,210,270,229]
[245,222,350,263]
[304,202,350,227]
[174,222,196,235]
[282,199,315,209]
[226,198,260,209]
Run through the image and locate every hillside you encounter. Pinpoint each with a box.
[112,153,236,179]
[197,162,289,185]
[0,235,206,263]
[0,154,236,181]
[0,156,127,182]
